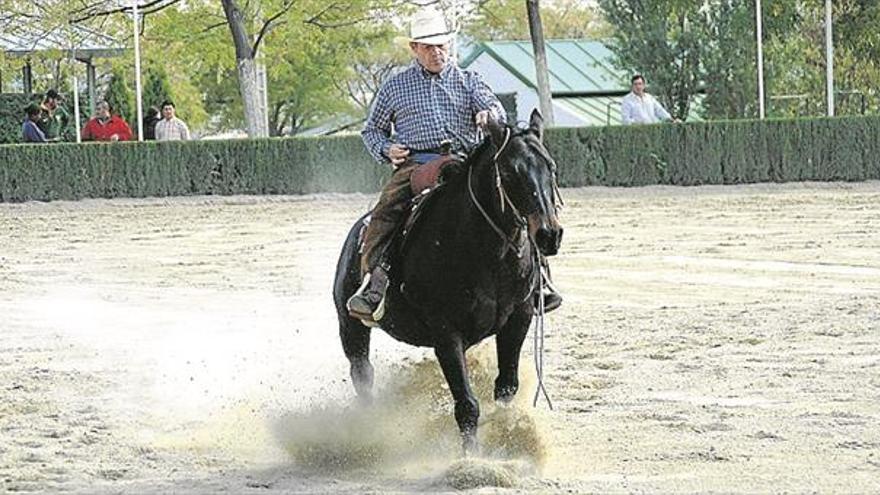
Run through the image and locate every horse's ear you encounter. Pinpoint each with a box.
[485,115,506,148]
[529,109,544,141]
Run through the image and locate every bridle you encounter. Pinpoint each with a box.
[467,127,526,258]
[466,126,562,258]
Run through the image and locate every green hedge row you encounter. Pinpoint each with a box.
[0,135,387,202]
[551,116,880,187]
[1,115,879,202]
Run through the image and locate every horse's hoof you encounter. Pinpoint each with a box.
[462,436,480,457]
[494,385,518,404]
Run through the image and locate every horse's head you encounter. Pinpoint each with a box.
[485,110,563,256]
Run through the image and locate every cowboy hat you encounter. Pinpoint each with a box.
[409,6,452,46]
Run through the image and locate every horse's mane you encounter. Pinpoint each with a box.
[438,124,527,186]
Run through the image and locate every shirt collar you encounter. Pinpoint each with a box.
[415,61,452,80]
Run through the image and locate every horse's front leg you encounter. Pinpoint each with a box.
[494,305,532,403]
[435,337,480,455]
[340,318,374,404]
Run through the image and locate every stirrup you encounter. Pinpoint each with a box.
[346,273,388,326]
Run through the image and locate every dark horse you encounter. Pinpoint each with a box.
[332,110,563,453]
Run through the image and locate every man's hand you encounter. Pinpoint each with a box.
[475,110,491,128]
[387,144,410,168]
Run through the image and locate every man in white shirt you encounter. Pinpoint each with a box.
[620,74,677,125]
[154,100,191,141]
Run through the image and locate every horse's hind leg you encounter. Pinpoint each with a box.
[494,307,532,403]
[435,338,480,455]
[340,318,374,404]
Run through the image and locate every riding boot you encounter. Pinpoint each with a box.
[347,262,390,323]
[537,257,563,313]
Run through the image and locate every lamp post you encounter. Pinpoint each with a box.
[132,0,144,140]
[825,0,834,116]
[755,0,765,119]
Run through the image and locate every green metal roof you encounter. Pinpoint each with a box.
[461,39,628,94]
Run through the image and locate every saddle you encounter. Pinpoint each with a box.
[357,154,462,258]
[409,154,460,195]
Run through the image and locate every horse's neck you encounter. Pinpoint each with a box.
[453,154,524,259]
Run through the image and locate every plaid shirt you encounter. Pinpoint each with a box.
[155,117,190,141]
[362,62,506,164]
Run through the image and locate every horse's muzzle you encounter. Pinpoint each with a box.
[535,225,563,256]
[528,214,563,256]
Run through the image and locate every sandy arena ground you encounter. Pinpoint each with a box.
[1,181,879,494]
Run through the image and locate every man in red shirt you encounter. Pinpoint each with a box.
[81,101,133,142]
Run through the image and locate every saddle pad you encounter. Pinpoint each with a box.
[410,155,459,195]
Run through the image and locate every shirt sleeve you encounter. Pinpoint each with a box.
[178,120,191,141]
[361,82,394,164]
[653,97,673,122]
[469,72,506,123]
[619,98,631,125]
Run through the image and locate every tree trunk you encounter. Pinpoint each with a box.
[526,0,554,126]
[221,0,268,137]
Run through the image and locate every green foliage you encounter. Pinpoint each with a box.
[143,66,174,111]
[0,94,33,144]
[142,0,398,135]
[463,0,611,41]
[549,116,880,188]
[2,116,879,202]
[599,0,880,120]
[0,134,387,202]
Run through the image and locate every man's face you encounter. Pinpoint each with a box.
[410,42,450,74]
[96,103,110,119]
[46,98,58,110]
[632,78,646,96]
[162,105,175,120]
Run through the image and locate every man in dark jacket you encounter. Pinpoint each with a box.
[23,103,48,143]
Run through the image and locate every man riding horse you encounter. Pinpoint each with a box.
[347,6,563,324]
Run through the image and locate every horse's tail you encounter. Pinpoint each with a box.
[332,212,370,319]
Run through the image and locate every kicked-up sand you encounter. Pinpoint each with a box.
[1,181,879,493]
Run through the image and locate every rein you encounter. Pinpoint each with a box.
[531,240,553,410]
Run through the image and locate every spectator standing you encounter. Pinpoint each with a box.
[154,100,190,141]
[38,89,70,142]
[22,103,48,143]
[620,74,677,125]
[142,106,161,140]
[81,101,133,142]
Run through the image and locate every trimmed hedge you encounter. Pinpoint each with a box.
[1,115,879,202]
[550,116,880,187]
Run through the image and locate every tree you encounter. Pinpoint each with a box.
[7,0,398,137]
[462,0,610,40]
[336,27,410,118]
[143,66,173,111]
[526,0,554,125]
